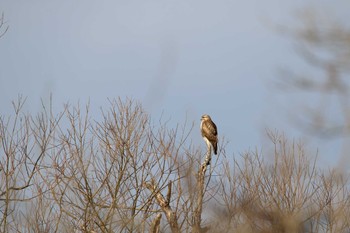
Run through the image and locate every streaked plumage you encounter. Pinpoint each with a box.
[200,114,218,155]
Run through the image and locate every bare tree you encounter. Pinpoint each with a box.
[214,130,350,233]
[276,9,350,139]
[0,96,63,232]
[16,97,219,232]
[1,97,350,232]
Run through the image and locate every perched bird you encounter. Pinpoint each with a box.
[200,114,218,155]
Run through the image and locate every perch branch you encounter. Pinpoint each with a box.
[192,143,212,233]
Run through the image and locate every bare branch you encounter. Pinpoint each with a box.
[144,179,180,233]
[0,13,9,38]
[150,213,162,233]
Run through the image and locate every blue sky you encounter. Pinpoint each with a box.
[0,0,349,167]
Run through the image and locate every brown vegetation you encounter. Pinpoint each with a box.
[1,97,349,233]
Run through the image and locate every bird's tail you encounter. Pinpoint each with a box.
[213,142,217,155]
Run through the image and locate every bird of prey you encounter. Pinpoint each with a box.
[200,114,218,155]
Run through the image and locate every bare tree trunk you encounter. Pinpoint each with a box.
[192,144,212,233]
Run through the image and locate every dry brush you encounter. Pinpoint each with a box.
[0,98,349,232]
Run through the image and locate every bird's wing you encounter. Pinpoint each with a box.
[202,120,218,141]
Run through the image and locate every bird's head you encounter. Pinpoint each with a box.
[201,114,211,121]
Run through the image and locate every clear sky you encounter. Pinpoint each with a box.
[0,0,349,167]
